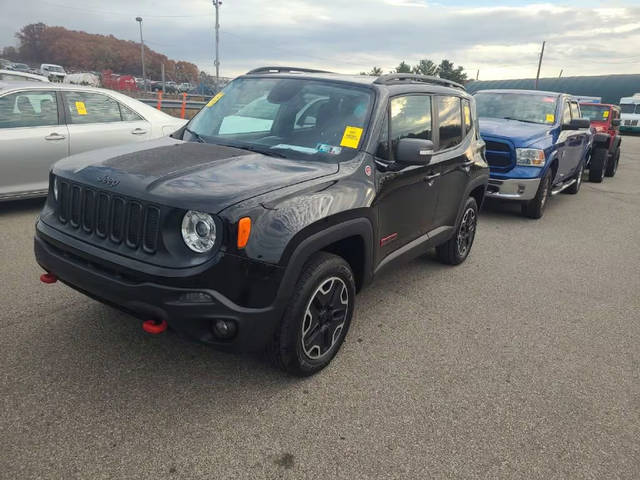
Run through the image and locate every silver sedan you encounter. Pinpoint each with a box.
[0,81,187,201]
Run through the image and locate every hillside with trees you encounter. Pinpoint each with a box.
[1,23,199,82]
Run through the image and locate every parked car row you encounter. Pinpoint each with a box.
[0,67,625,376]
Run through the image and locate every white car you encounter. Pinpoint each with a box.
[40,63,66,82]
[0,69,50,83]
[0,82,188,201]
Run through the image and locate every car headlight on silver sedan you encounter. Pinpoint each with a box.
[181,210,217,253]
[516,148,546,167]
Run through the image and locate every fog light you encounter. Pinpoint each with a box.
[177,292,213,304]
[212,319,237,339]
[517,184,526,194]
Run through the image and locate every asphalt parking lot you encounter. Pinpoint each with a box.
[1,137,639,479]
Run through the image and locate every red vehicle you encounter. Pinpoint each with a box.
[580,103,622,182]
[101,70,138,91]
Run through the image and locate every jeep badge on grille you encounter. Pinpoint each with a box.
[97,175,120,187]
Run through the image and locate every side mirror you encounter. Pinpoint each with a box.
[396,138,434,165]
[611,118,621,127]
[563,118,590,130]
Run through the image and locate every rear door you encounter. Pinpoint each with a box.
[0,89,69,198]
[62,90,152,155]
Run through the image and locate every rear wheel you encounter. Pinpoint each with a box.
[521,168,552,219]
[605,147,620,177]
[565,161,584,194]
[270,252,355,376]
[436,197,478,265]
[588,147,607,183]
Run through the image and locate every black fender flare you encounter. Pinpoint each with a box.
[592,132,611,149]
[454,174,488,225]
[275,217,374,305]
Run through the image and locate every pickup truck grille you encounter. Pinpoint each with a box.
[484,139,514,171]
[56,179,161,253]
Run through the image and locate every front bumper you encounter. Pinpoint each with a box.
[34,229,284,352]
[485,176,541,201]
[620,125,640,133]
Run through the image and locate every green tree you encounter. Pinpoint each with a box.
[359,66,383,76]
[437,59,467,84]
[394,61,411,73]
[412,59,439,76]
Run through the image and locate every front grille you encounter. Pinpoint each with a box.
[484,139,514,170]
[56,179,161,254]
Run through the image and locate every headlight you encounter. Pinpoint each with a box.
[516,148,546,167]
[181,210,217,253]
[53,176,59,201]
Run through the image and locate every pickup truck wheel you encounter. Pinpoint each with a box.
[565,162,584,194]
[269,252,355,376]
[605,148,620,177]
[436,197,478,265]
[521,169,552,219]
[588,147,607,183]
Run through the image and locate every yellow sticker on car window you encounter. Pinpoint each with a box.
[206,92,224,108]
[75,101,87,115]
[464,105,471,125]
[340,126,363,149]
[603,110,610,118]
[545,114,555,123]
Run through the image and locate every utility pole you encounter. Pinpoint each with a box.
[558,69,563,78]
[213,0,221,93]
[476,69,479,81]
[535,40,545,90]
[136,17,146,92]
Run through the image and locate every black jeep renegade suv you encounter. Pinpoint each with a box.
[35,67,489,375]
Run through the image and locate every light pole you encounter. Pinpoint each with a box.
[213,0,221,93]
[136,16,147,92]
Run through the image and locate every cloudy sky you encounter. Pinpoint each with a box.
[2,0,640,80]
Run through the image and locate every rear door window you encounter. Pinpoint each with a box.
[63,91,122,124]
[0,90,58,128]
[436,96,462,150]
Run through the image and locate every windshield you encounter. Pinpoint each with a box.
[620,103,639,114]
[475,92,558,125]
[580,104,611,122]
[187,77,374,161]
[45,65,64,72]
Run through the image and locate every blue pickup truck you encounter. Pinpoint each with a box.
[474,89,592,218]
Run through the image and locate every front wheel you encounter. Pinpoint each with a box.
[270,252,355,376]
[605,148,620,177]
[436,196,478,265]
[588,147,607,183]
[521,168,552,219]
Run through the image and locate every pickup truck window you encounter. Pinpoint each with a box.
[436,96,462,150]
[561,101,572,125]
[570,102,580,120]
[475,92,558,125]
[389,94,432,160]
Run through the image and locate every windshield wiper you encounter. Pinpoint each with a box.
[231,144,287,158]
[503,117,540,124]
[184,127,206,143]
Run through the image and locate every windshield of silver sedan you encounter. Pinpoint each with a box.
[186,77,373,161]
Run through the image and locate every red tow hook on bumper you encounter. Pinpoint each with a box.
[142,319,168,335]
[40,273,58,284]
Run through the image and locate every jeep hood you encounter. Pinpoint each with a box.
[479,118,551,146]
[52,137,339,213]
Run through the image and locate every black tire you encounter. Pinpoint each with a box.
[565,161,584,194]
[436,197,478,265]
[588,147,607,183]
[269,252,355,376]
[605,148,620,177]
[521,168,552,219]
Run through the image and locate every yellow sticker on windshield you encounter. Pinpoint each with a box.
[340,126,363,149]
[603,110,610,118]
[75,101,87,115]
[206,92,224,108]
[545,114,555,123]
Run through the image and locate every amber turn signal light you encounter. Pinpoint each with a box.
[237,217,251,249]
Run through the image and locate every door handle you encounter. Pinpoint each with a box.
[423,172,440,186]
[131,128,148,135]
[45,133,65,141]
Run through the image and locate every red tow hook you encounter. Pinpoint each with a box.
[142,319,168,335]
[40,273,58,284]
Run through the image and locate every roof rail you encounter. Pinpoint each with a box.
[246,66,332,75]
[374,74,465,90]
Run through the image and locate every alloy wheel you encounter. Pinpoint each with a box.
[301,277,349,360]
[456,207,477,257]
